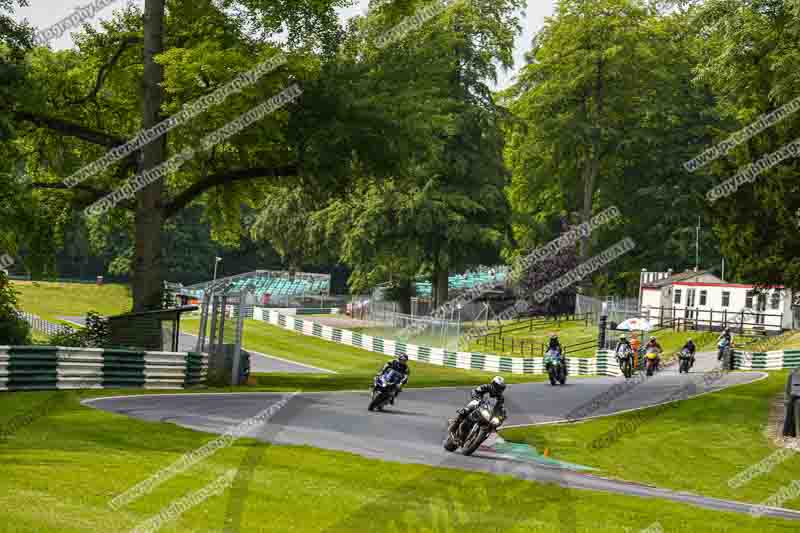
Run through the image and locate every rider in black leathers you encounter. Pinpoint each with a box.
[449,376,507,432]
[680,338,697,367]
[547,334,563,356]
[375,354,410,404]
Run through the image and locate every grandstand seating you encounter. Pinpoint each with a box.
[180,274,330,301]
[414,268,508,297]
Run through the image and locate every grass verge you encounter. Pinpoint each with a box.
[502,371,800,510]
[0,390,797,532]
[183,318,550,392]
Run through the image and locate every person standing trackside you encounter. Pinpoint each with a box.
[630,334,641,369]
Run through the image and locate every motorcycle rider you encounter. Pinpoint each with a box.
[680,338,697,367]
[546,334,567,375]
[449,376,507,433]
[643,336,663,370]
[615,334,633,369]
[717,328,733,360]
[615,334,633,356]
[375,354,410,404]
[547,334,563,356]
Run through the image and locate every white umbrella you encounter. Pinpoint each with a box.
[616,318,654,331]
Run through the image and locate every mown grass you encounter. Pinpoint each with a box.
[182,318,550,392]
[502,371,800,510]
[0,390,797,532]
[12,280,132,322]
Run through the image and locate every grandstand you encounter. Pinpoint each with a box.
[177,270,331,306]
[413,266,509,298]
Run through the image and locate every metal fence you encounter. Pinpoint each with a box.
[18,311,74,337]
[576,294,640,325]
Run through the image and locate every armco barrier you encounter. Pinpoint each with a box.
[733,349,800,371]
[259,309,618,376]
[0,346,208,391]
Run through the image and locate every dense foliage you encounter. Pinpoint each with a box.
[0,271,30,345]
[2,0,799,313]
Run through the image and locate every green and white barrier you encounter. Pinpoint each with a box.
[733,349,800,371]
[261,309,617,376]
[595,349,623,377]
[0,346,208,391]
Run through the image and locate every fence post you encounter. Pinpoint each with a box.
[597,302,608,354]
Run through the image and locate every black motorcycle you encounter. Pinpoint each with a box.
[545,349,567,386]
[678,348,694,374]
[443,398,506,456]
[616,346,634,379]
[368,368,405,411]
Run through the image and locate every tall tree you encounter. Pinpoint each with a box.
[694,0,800,290]
[504,0,724,292]
[11,0,349,310]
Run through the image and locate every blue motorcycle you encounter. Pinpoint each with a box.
[368,368,405,411]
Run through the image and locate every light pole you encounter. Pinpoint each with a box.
[212,256,222,284]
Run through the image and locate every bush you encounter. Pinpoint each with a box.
[46,311,110,348]
[0,272,30,345]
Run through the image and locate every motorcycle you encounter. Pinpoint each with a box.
[678,348,694,374]
[545,349,567,386]
[368,368,405,411]
[644,347,661,377]
[443,398,506,456]
[718,338,733,369]
[616,346,634,379]
[718,338,732,359]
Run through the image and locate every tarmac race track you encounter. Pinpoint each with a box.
[84,352,800,521]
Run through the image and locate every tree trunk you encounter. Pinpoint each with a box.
[397,280,412,315]
[133,0,166,312]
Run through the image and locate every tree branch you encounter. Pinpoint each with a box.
[69,36,142,106]
[14,110,127,147]
[30,181,136,211]
[163,165,298,219]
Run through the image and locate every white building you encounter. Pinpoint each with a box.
[639,270,795,332]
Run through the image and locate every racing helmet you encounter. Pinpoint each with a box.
[398,354,409,363]
[491,376,506,394]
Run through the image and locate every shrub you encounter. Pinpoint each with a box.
[0,272,30,345]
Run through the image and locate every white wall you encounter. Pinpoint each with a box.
[640,284,789,331]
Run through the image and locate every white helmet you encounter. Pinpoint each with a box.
[491,376,506,393]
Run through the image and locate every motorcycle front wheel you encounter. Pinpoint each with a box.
[368,391,387,411]
[462,426,489,456]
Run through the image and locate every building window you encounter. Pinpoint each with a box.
[699,290,707,306]
[771,292,781,310]
[746,291,754,308]
[721,291,730,308]
[674,289,682,305]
